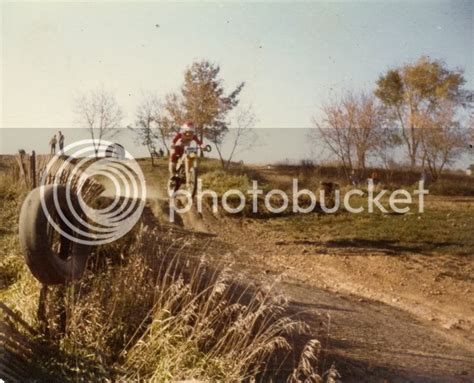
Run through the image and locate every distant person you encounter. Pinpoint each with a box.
[58,131,65,153]
[420,168,432,188]
[158,148,164,157]
[49,135,57,154]
[349,169,360,186]
[371,170,381,185]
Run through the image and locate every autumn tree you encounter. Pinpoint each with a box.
[418,100,468,180]
[166,60,245,154]
[312,92,384,176]
[375,57,468,168]
[74,89,123,156]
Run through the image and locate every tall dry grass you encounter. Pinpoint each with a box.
[0,160,341,381]
[121,259,303,381]
[28,225,336,382]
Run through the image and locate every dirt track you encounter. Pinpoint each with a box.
[100,176,474,382]
[192,210,474,382]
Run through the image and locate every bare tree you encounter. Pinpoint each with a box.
[131,94,159,166]
[312,98,353,176]
[131,94,174,166]
[418,101,468,181]
[352,93,385,170]
[468,114,474,147]
[374,125,403,170]
[154,110,175,156]
[312,92,383,177]
[210,105,258,170]
[74,89,123,156]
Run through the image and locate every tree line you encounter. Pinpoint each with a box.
[313,57,473,181]
[74,57,472,180]
[74,60,256,169]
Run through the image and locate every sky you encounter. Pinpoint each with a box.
[1,1,473,165]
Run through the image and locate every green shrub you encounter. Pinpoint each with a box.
[200,169,252,195]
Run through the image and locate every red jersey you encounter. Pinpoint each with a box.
[172,132,202,147]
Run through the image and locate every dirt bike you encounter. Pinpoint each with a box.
[167,144,212,198]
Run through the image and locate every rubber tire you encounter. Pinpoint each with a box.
[19,185,91,285]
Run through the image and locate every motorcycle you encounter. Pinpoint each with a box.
[167,144,212,198]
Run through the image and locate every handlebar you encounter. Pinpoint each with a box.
[172,144,212,153]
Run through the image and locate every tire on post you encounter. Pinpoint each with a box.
[19,184,91,285]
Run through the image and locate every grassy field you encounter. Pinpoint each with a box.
[142,157,473,257]
[0,174,27,293]
[260,197,474,256]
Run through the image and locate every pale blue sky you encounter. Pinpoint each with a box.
[1,1,473,164]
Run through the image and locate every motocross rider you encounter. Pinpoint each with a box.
[169,121,204,179]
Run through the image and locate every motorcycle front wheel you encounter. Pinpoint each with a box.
[167,176,181,197]
[187,167,198,198]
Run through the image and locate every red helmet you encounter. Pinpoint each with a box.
[181,121,195,134]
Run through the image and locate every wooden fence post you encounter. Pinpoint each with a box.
[30,150,36,189]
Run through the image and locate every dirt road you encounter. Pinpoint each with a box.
[101,177,474,382]
[194,209,473,382]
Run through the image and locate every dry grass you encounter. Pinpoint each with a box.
[0,174,32,297]
[70,227,327,381]
[2,223,334,382]
[0,159,339,381]
[120,252,306,381]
